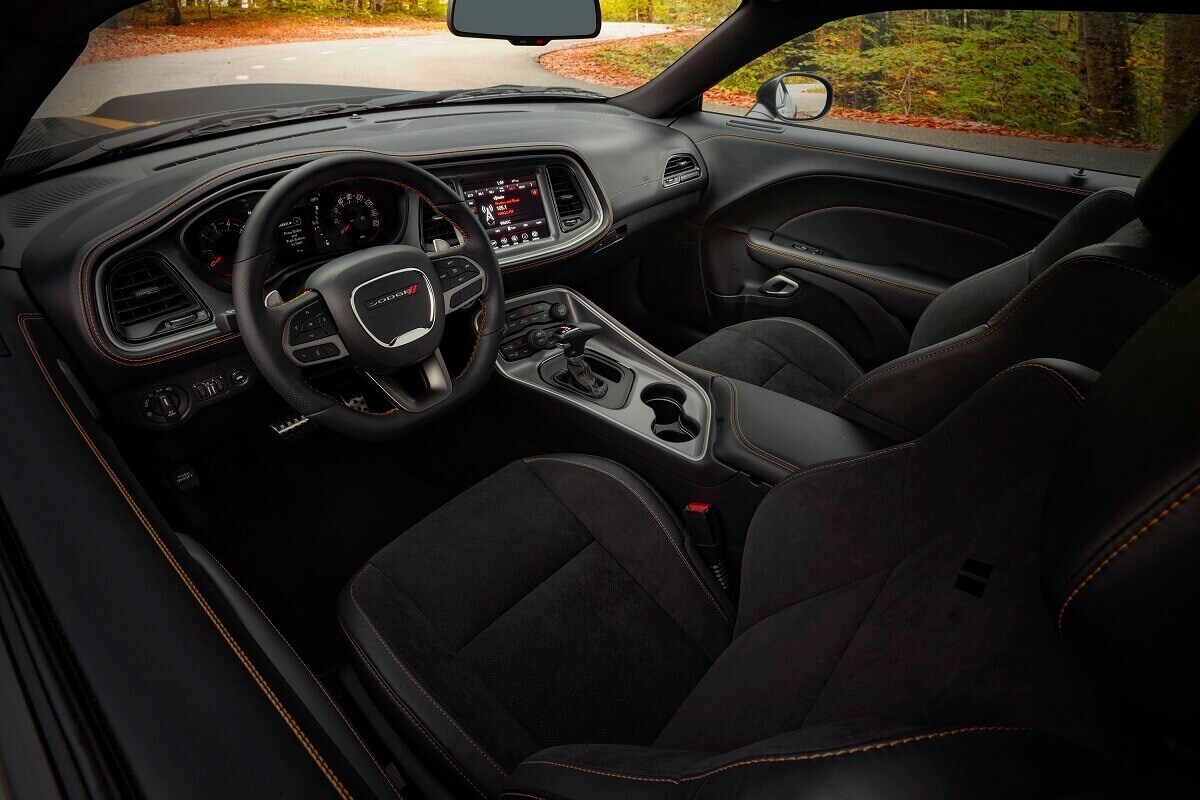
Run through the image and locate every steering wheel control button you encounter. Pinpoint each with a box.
[142,386,188,425]
[289,299,339,345]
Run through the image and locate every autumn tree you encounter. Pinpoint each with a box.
[1162,14,1200,139]
[1079,12,1137,137]
[162,0,183,27]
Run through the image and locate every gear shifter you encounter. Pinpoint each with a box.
[550,323,607,398]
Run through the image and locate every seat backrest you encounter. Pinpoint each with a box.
[835,107,1199,441]
[906,188,1137,353]
[1042,270,1200,752]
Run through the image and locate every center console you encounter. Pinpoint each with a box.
[490,289,892,488]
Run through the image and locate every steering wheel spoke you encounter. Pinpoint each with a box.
[364,349,452,413]
[274,291,350,368]
[432,254,487,313]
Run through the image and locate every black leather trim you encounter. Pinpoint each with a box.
[712,376,887,484]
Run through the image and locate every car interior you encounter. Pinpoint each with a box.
[2,1,1200,798]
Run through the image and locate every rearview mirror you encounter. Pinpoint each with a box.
[448,0,601,46]
[747,72,833,123]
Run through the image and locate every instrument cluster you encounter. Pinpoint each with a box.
[181,180,401,283]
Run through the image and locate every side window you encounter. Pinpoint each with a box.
[705,10,1200,176]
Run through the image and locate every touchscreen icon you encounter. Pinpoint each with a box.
[483,204,496,227]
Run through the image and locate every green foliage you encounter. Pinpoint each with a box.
[599,0,739,27]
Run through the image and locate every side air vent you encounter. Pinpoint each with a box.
[547,164,590,232]
[5,175,124,227]
[105,255,209,343]
[663,153,702,187]
[421,178,459,250]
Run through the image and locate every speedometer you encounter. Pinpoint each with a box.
[197,217,245,277]
[331,191,382,244]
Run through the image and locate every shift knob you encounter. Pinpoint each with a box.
[550,322,602,359]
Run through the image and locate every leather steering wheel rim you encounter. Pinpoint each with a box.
[231,153,505,440]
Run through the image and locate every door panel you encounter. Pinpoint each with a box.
[662,112,1139,367]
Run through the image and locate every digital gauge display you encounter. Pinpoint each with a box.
[461,173,552,250]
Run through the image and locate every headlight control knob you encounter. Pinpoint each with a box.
[142,386,188,425]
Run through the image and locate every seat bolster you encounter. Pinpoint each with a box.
[676,318,862,410]
[506,721,1116,800]
[178,535,403,800]
[340,565,537,799]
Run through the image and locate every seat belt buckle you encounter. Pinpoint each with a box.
[683,502,730,591]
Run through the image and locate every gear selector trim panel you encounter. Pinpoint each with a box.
[487,287,713,462]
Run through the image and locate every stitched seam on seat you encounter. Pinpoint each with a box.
[456,537,596,655]
[910,252,1028,345]
[771,441,917,492]
[751,318,863,376]
[1057,476,1200,632]
[772,205,1014,256]
[525,462,720,657]
[834,255,1177,412]
[747,240,939,296]
[204,550,401,797]
[349,567,510,779]
[734,323,859,383]
[723,376,799,473]
[17,315,354,800]
[524,458,731,625]
[797,565,895,727]
[522,725,1036,784]
[340,619,490,800]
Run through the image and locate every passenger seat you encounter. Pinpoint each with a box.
[678,108,1197,438]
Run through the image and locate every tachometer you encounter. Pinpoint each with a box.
[332,191,382,244]
[197,217,245,277]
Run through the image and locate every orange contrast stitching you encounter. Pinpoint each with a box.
[1057,477,1200,632]
[772,205,1012,255]
[747,240,939,297]
[522,725,1035,784]
[835,255,1180,413]
[722,377,798,474]
[16,314,353,800]
[348,570,509,779]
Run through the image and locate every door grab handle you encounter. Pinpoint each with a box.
[760,274,799,297]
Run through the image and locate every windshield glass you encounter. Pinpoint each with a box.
[22,1,739,163]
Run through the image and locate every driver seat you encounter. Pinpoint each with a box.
[339,279,1200,797]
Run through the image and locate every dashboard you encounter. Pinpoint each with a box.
[0,100,708,428]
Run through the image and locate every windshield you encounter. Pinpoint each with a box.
[21,1,739,164]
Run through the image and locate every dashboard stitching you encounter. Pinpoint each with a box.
[76,143,611,366]
[695,133,1094,196]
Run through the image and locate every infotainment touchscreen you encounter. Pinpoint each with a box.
[461,173,552,249]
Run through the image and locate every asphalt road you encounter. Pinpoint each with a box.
[39,24,1153,175]
[37,23,664,118]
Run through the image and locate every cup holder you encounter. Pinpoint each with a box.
[641,384,700,443]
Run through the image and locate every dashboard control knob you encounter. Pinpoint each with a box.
[142,386,188,425]
[528,328,550,349]
[550,302,568,320]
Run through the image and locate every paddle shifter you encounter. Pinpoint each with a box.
[550,322,607,398]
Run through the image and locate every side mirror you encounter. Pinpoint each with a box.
[447,0,601,46]
[747,72,832,123]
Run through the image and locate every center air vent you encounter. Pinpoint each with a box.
[105,255,209,343]
[663,154,702,187]
[422,178,460,250]
[547,164,590,232]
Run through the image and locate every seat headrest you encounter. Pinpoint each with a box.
[1042,273,1200,747]
[1135,104,1200,241]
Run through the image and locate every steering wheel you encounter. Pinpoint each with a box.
[231,154,504,440]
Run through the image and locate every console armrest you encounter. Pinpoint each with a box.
[712,376,889,484]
